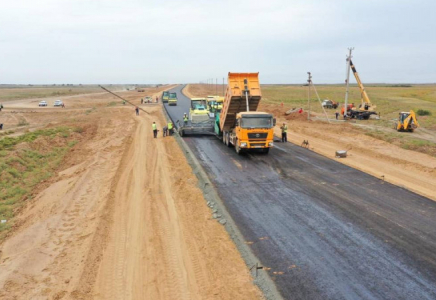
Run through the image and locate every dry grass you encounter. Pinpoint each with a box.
[0,85,104,102]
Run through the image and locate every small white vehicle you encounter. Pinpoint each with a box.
[54,100,63,107]
[38,100,48,107]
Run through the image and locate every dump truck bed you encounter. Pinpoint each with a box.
[220,73,261,131]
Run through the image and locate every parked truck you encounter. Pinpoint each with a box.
[215,73,275,154]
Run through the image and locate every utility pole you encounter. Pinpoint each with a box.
[216,78,217,95]
[344,47,354,119]
[307,72,312,120]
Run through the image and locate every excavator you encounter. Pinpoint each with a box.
[395,110,419,132]
[342,60,378,120]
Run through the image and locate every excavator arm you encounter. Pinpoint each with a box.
[403,111,420,130]
[397,110,420,131]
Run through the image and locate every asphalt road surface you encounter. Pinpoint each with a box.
[164,85,436,300]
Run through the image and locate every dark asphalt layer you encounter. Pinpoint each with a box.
[164,85,436,300]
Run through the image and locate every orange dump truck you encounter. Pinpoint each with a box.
[215,72,275,154]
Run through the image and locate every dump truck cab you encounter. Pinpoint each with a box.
[231,112,275,153]
[162,91,170,103]
[217,72,275,154]
[190,98,209,122]
[168,92,178,106]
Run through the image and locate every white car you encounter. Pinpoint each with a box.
[38,101,48,107]
[54,100,63,107]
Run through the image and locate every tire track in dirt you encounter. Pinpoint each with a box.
[93,106,262,300]
[0,109,136,299]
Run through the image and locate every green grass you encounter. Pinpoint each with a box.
[0,126,82,239]
[0,127,71,150]
[364,129,436,157]
[261,84,436,128]
[417,109,432,116]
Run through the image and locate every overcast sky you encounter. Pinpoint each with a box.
[1,0,435,84]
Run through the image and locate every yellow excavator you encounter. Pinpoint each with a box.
[395,110,419,132]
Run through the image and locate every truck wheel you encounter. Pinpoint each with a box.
[235,141,242,155]
[226,133,231,147]
[179,129,184,137]
[222,134,226,144]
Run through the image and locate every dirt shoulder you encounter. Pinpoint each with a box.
[185,84,436,201]
[0,88,261,299]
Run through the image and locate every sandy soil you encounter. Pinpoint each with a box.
[0,88,261,299]
[185,84,436,202]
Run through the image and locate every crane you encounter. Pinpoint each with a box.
[350,60,376,113]
[342,56,378,120]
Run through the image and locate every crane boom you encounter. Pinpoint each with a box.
[349,60,372,107]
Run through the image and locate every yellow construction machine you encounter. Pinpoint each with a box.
[216,72,275,154]
[395,110,419,132]
[343,60,378,120]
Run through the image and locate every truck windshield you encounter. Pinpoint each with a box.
[241,117,273,128]
[169,93,177,99]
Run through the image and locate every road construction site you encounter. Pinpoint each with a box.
[0,82,436,300]
[0,87,261,300]
[164,84,436,300]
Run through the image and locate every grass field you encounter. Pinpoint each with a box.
[261,84,436,128]
[0,127,82,240]
[0,84,139,103]
[187,83,436,156]
[0,85,104,102]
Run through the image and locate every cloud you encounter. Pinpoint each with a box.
[0,0,435,83]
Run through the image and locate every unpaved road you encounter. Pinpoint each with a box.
[166,85,436,299]
[0,89,261,299]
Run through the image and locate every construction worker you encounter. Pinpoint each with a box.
[168,122,173,136]
[163,125,168,137]
[135,106,139,115]
[335,111,339,120]
[141,98,143,104]
[280,122,288,143]
[152,122,158,138]
[123,100,126,105]
[183,113,188,126]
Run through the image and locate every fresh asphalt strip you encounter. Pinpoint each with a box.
[163,85,436,300]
